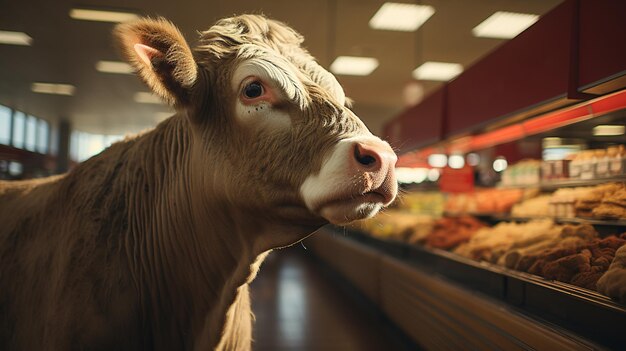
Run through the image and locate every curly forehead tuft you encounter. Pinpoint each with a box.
[197,14,347,107]
[197,15,309,62]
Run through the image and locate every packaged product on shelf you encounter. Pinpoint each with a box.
[608,145,625,176]
[592,184,626,219]
[501,159,541,187]
[575,182,625,219]
[548,187,590,218]
[591,149,608,178]
[542,159,571,181]
[423,215,485,250]
[541,161,554,182]
[580,150,597,180]
[567,145,625,181]
[596,149,611,178]
[569,153,582,179]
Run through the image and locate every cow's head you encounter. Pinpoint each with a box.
[115,15,397,227]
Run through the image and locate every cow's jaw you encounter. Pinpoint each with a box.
[300,135,397,225]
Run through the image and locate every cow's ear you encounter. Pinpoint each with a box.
[114,18,197,107]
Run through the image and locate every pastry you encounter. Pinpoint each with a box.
[597,244,626,303]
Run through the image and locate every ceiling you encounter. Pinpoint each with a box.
[0,0,562,137]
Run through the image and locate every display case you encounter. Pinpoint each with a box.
[333,109,626,348]
[308,2,626,348]
[306,228,615,350]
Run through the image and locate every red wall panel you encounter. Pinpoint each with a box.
[446,0,575,137]
[383,87,445,153]
[578,0,626,90]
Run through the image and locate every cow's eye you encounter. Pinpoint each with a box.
[243,81,264,99]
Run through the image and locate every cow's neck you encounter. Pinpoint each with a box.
[117,115,311,348]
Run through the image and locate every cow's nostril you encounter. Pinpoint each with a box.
[354,144,378,167]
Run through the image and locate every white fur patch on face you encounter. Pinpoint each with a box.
[299,134,396,225]
[316,67,346,106]
[234,100,292,130]
[231,61,295,129]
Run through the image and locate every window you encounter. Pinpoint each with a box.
[36,119,49,154]
[70,130,123,162]
[25,115,37,151]
[0,105,10,145]
[104,134,121,146]
[12,111,25,148]
[70,131,79,162]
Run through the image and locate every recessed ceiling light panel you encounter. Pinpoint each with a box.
[428,154,447,168]
[413,61,463,81]
[96,61,134,74]
[330,56,379,76]
[369,3,435,31]
[473,11,539,39]
[31,82,75,96]
[69,8,139,23]
[0,30,32,46]
[448,155,465,169]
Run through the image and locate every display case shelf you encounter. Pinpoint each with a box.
[443,212,626,228]
[475,213,626,228]
[497,175,626,191]
[538,176,626,191]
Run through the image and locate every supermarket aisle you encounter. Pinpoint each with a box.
[250,245,416,351]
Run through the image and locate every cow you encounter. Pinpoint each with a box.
[0,14,397,350]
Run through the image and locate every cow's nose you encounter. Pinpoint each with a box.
[353,142,397,172]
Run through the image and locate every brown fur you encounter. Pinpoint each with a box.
[0,15,370,351]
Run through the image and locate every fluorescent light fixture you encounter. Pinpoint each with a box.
[0,30,32,46]
[428,154,447,168]
[330,56,379,76]
[369,3,435,31]
[467,153,480,166]
[31,82,75,96]
[473,11,539,39]
[69,8,139,23]
[396,167,428,184]
[493,158,508,172]
[96,61,134,74]
[427,168,440,182]
[413,61,463,81]
[134,92,162,104]
[593,125,625,136]
[448,155,465,169]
